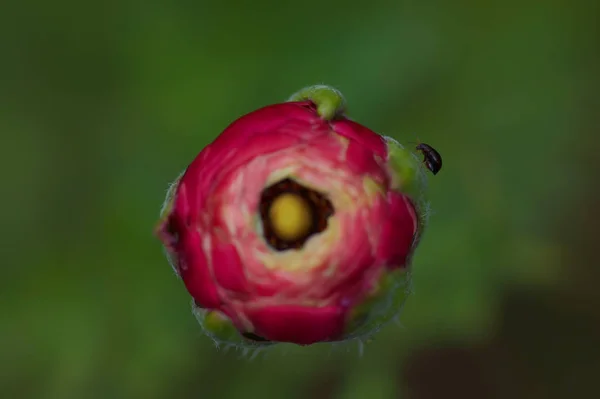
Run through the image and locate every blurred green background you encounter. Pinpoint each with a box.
[2,1,599,398]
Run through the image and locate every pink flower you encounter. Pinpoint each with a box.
[156,86,429,347]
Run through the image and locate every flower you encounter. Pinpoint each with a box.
[156,85,429,347]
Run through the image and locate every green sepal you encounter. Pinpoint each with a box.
[192,303,274,349]
[383,136,428,199]
[287,85,347,120]
[342,268,412,340]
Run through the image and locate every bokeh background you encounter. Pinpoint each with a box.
[2,1,599,398]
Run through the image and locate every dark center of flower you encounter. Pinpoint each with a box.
[259,178,334,251]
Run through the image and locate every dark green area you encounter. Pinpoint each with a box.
[2,1,599,398]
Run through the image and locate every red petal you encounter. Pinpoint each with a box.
[178,227,221,309]
[377,192,418,268]
[206,102,319,163]
[211,239,249,295]
[331,119,387,157]
[247,304,346,345]
[344,139,387,179]
[182,102,322,217]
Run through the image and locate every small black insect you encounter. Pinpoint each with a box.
[416,143,442,175]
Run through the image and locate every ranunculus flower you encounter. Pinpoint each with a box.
[156,85,430,348]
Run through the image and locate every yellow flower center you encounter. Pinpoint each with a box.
[259,178,334,251]
[268,193,313,241]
